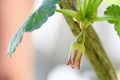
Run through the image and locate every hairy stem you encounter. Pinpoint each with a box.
[59,0,117,80]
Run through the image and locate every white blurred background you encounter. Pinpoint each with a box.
[32,0,120,80]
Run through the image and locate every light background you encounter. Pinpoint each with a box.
[32,1,120,80]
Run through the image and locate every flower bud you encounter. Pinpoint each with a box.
[67,32,85,69]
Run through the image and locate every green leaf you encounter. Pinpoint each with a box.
[104,5,120,23]
[7,27,24,57]
[25,0,61,32]
[115,22,120,36]
[7,0,61,56]
[104,5,120,37]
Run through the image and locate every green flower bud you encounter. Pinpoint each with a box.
[67,32,85,69]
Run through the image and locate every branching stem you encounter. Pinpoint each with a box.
[59,0,117,80]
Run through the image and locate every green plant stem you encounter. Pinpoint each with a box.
[83,0,87,18]
[77,0,81,10]
[89,0,102,17]
[59,0,117,80]
[95,16,118,21]
[77,0,83,19]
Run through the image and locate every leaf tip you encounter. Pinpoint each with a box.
[7,49,14,57]
[7,54,12,58]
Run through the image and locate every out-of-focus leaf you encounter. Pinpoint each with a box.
[25,0,61,31]
[104,0,120,5]
[7,27,24,57]
[7,0,61,56]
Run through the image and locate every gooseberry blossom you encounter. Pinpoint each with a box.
[67,32,85,69]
